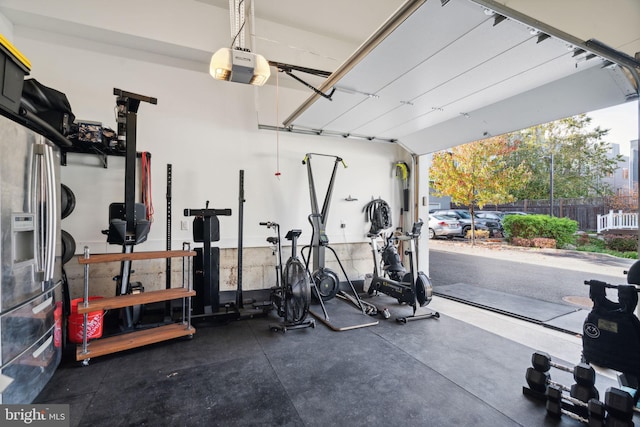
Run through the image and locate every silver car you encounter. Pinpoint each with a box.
[428,215,462,239]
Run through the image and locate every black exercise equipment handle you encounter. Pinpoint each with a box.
[302,152,347,167]
[184,208,232,217]
[584,279,640,291]
[260,221,279,228]
[113,88,158,107]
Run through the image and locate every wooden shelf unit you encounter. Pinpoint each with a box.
[76,249,196,362]
[76,323,195,361]
[76,288,195,314]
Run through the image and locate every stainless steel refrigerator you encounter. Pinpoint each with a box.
[0,112,62,403]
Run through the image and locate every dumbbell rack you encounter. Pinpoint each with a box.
[75,247,196,364]
[523,350,640,426]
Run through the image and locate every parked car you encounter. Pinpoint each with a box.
[475,211,505,222]
[503,211,530,216]
[475,211,506,237]
[429,209,500,237]
[427,215,462,239]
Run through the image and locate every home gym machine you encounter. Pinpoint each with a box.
[301,153,378,331]
[260,221,315,332]
[103,88,156,331]
[366,220,439,323]
[183,201,233,319]
[183,170,264,321]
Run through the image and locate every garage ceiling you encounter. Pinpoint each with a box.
[1,0,638,156]
[283,0,640,155]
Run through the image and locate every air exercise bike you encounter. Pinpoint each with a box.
[260,222,315,332]
[364,205,439,323]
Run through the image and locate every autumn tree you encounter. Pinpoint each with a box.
[508,115,622,200]
[608,183,638,212]
[430,136,531,241]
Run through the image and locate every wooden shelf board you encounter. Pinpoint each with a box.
[78,250,196,264]
[76,288,195,314]
[76,323,195,361]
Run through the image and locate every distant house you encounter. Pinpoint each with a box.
[601,139,640,197]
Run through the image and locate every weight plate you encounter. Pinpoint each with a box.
[312,268,339,301]
[61,230,76,265]
[60,184,76,219]
[415,273,433,307]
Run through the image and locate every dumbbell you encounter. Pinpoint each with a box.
[529,352,599,402]
[527,364,599,403]
[546,384,605,427]
[604,387,639,426]
[532,351,597,386]
[526,368,599,404]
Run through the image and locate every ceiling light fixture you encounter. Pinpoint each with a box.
[210,0,270,86]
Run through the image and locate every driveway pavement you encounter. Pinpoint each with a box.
[428,238,636,277]
[426,239,638,376]
[428,238,636,311]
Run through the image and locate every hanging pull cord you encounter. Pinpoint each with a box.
[141,152,154,222]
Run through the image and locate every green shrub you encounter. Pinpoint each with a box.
[604,234,638,252]
[502,214,577,248]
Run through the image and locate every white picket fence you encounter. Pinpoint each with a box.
[597,210,638,233]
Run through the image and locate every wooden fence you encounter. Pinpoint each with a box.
[456,198,615,231]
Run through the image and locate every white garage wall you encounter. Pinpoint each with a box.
[13,29,409,257]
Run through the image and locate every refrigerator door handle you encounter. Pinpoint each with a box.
[33,144,46,283]
[44,144,57,284]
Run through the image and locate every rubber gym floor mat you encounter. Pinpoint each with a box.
[372,308,623,427]
[434,283,579,323]
[308,297,379,331]
[38,298,627,426]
